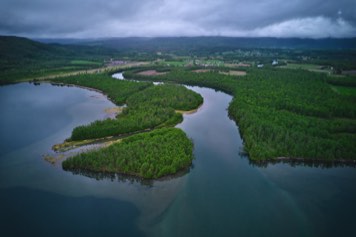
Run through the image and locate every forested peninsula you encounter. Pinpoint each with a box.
[51,73,203,178]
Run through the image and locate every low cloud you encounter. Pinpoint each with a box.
[250,17,356,38]
[0,0,355,38]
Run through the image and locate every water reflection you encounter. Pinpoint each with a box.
[248,157,356,168]
[65,166,192,187]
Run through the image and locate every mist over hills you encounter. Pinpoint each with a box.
[35,36,356,51]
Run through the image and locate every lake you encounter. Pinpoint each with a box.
[0,81,355,237]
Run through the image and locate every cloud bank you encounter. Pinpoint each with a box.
[0,0,355,38]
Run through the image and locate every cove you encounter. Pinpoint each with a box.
[151,85,356,237]
[0,79,355,237]
[0,82,144,237]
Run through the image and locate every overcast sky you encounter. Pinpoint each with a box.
[1,0,355,38]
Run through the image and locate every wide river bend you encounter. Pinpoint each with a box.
[0,75,355,237]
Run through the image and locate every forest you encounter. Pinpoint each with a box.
[126,84,203,111]
[63,128,194,179]
[230,69,356,160]
[124,66,356,161]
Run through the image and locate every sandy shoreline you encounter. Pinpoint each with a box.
[175,103,203,115]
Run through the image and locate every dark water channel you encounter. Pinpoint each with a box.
[0,79,355,237]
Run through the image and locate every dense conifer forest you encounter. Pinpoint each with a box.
[124,67,356,161]
[63,128,194,179]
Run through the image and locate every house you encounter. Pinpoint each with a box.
[272,60,278,66]
[257,64,264,68]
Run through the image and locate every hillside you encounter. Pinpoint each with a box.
[0,36,116,60]
[0,36,117,84]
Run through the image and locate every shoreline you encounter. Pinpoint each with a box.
[52,127,154,153]
[45,81,120,106]
[64,158,192,182]
[175,103,203,115]
[12,61,150,84]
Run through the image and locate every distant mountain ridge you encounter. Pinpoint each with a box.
[35,36,356,51]
[0,35,116,61]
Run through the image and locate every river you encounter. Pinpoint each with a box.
[0,77,355,237]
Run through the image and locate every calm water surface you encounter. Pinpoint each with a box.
[0,81,355,237]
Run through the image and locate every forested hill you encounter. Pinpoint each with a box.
[0,36,118,84]
[0,35,116,61]
[45,37,356,51]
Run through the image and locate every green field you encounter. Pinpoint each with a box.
[280,63,332,74]
[195,59,224,67]
[331,85,356,96]
[280,63,320,70]
[70,60,102,66]
[158,60,187,67]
